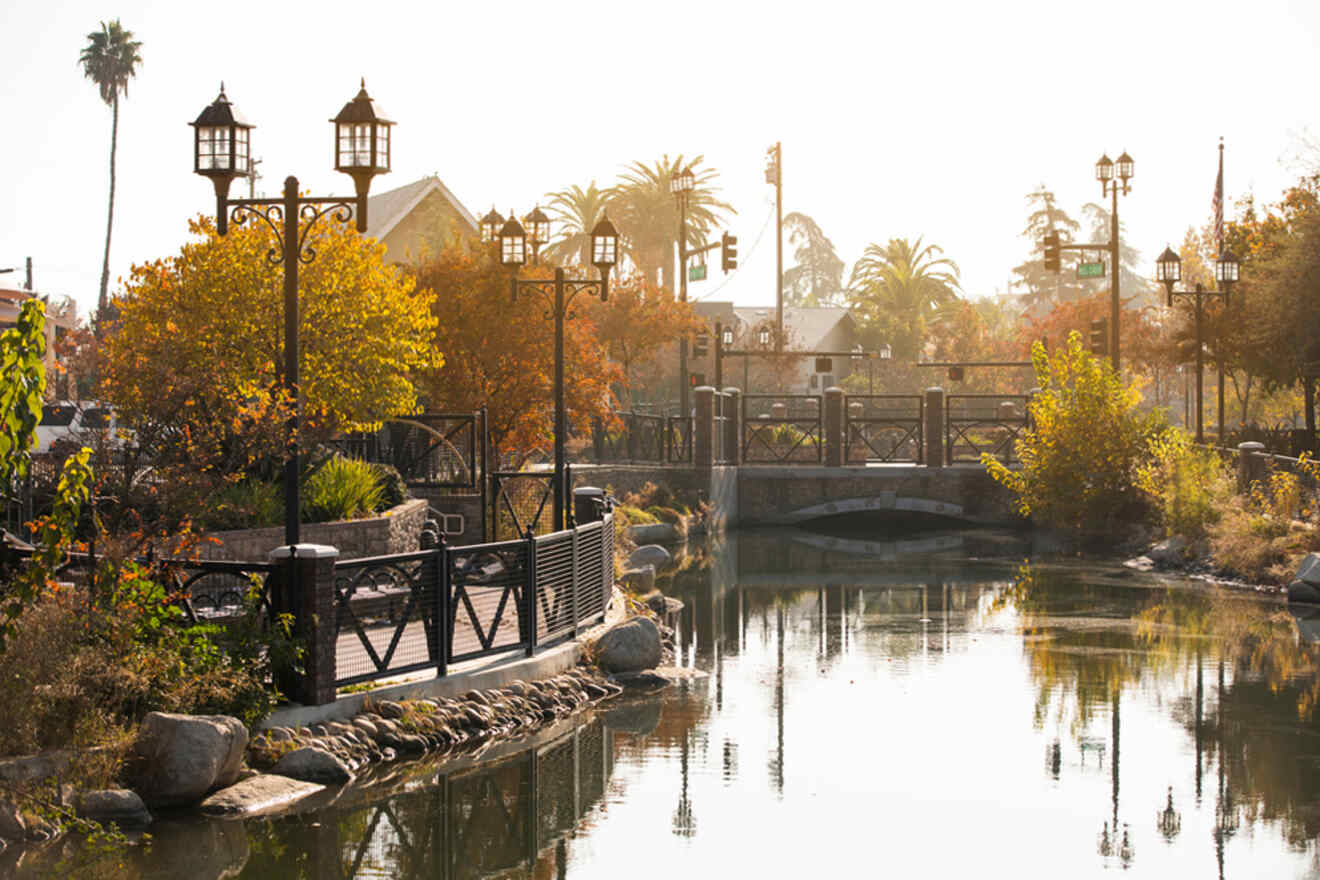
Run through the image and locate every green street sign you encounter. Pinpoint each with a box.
[688,264,707,282]
[1077,261,1106,279]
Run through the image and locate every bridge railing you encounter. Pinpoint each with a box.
[741,394,823,464]
[945,394,1029,464]
[845,395,924,464]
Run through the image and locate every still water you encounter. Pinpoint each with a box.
[17,526,1320,878]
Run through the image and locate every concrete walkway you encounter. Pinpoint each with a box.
[261,589,625,732]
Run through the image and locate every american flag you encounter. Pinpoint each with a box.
[1212,139,1224,254]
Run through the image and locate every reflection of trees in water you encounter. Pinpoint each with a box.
[235,715,624,879]
[1002,565,1320,863]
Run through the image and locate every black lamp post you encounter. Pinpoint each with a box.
[1095,152,1134,371]
[672,167,697,421]
[192,81,393,547]
[500,215,619,531]
[1156,245,1240,443]
[850,343,891,394]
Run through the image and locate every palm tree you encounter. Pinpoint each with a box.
[607,154,733,291]
[541,182,612,267]
[80,20,143,332]
[848,237,960,360]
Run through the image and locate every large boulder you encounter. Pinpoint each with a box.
[270,747,354,785]
[1148,536,1190,566]
[1295,552,1320,586]
[627,544,672,571]
[619,565,656,593]
[77,790,151,828]
[594,617,662,674]
[127,712,248,808]
[627,523,681,545]
[200,774,326,818]
[642,590,684,619]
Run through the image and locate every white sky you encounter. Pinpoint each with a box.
[5,0,1320,321]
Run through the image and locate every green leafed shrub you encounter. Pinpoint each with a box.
[369,461,408,509]
[202,478,282,531]
[302,456,385,523]
[1136,430,1234,540]
[983,332,1172,541]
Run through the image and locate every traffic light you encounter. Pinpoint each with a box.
[690,372,705,387]
[693,333,709,357]
[721,232,738,272]
[1089,318,1108,356]
[815,357,833,374]
[948,365,964,382]
[1043,231,1061,272]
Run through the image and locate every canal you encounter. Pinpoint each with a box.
[16,525,1320,878]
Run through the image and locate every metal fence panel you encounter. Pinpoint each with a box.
[741,394,823,464]
[333,550,442,687]
[845,394,924,463]
[945,394,1029,464]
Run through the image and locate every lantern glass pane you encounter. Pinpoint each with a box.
[722,329,733,345]
[593,234,616,266]
[234,127,249,174]
[375,125,390,171]
[502,234,526,266]
[198,126,232,171]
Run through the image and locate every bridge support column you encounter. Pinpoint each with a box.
[1237,441,1266,495]
[924,387,945,468]
[824,386,845,467]
[694,386,716,470]
[723,387,742,465]
[269,544,339,706]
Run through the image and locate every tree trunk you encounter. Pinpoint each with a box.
[97,95,119,336]
[1305,377,1316,436]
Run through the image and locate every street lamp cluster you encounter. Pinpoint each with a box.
[191,81,393,546]
[1155,245,1240,443]
[493,208,620,530]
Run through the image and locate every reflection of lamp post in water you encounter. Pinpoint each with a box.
[1214,658,1238,880]
[771,602,785,795]
[1156,786,1181,842]
[672,727,696,837]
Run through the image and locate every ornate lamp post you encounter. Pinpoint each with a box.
[672,167,697,421]
[1156,246,1239,443]
[500,215,619,531]
[192,81,393,546]
[1095,151,1134,370]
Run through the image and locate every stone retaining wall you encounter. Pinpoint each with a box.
[196,498,430,562]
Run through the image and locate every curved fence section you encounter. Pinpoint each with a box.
[329,514,614,692]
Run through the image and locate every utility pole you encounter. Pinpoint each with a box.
[25,257,32,291]
[766,142,783,351]
[247,157,263,198]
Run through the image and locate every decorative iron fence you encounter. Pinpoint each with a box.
[845,395,923,463]
[489,471,559,541]
[741,394,823,464]
[665,416,693,463]
[341,412,483,489]
[331,514,614,689]
[945,394,1029,464]
[586,412,668,464]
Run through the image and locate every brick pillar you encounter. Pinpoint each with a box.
[269,543,340,706]
[924,387,945,468]
[694,386,716,470]
[722,387,742,465]
[1237,441,1266,495]
[824,387,845,467]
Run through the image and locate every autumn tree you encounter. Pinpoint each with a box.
[582,276,702,407]
[411,243,621,465]
[100,216,438,490]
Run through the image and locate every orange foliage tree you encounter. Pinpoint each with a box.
[582,275,702,407]
[411,244,621,465]
[100,216,438,492]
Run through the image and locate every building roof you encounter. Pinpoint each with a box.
[731,306,854,350]
[365,175,478,242]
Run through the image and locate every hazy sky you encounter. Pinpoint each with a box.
[5,0,1319,321]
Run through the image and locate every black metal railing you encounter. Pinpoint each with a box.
[741,394,823,464]
[845,395,923,463]
[587,412,668,464]
[665,416,693,463]
[945,394,1029,464]
[341,412,483,489]
[331,514,614,689]
[489,471,559,541]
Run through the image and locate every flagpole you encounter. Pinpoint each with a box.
[1216,138,1226,444]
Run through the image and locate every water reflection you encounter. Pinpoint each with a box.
[21,526,1320,878]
